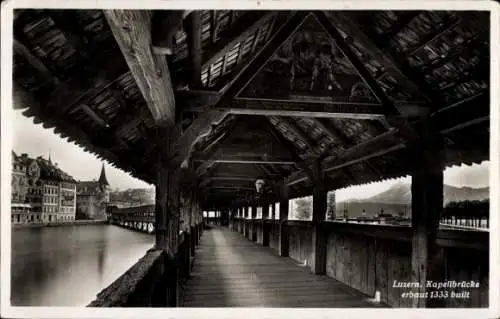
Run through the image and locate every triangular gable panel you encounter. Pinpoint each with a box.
[212,117,296,159]
[238,15,378,103]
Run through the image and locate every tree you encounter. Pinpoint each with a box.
[294,197,312,220]
[326,191,336,220]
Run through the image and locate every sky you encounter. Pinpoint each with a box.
[12,110,153,190]
[12,109,490,196]
[335,160,490,202]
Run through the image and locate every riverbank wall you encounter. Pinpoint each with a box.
[12,219,109,229]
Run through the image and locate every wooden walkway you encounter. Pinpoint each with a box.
[182,226,380,307]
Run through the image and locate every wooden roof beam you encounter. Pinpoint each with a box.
[194,155,297,165]
[46,10,90,59]
[430,93,489,134]
[201,98,386,119]
[173,110,233,170]
[206,176,262,182]
[284,129,404,186]
[13,39,59,85]
[44,53,129,114]
[210,11,218,43]
[104,10,176,125]
[255,163,278,177]
[217,11,308,103]
[376,12,420,48]
[279,117,316,151]
[406,15,462,56]
[173,12,307,166]
[324,11,432,105]
[15,84,148,179]
[201,12,277,70]
[263,118,316,183]
[196,161,219,178]
[313,118,383,178]
[184,12,202,88]
[209,186,255,191]
[314,12,401,117]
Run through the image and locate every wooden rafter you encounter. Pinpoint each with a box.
[419,34,484,73]
[314,12,401,117]
[173,12,307,166]
[187,98,387,119]
[279,117,316,151]
[285,128,405,186]
[210,11,218,43]
[430,93,489,134]
[185,12,203,88]
[13,39,59,85]
[192,117,241,175]
[104,10,176,125]
[194,155,297,165]
[313,118,383,178]
[325,11,432,104]
[174,111,230,167]
[14,83,150,181]
[376,12,420,48]
[217,11,308,102]
[406,15,462,56]
[201,12,276,70]
[46,10,90,59]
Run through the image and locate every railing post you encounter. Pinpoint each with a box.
[251,203,257,242]
[311,161,327,275]
[262,201,270,247]
[409,134,445,308]
[279,183,289,257]
[190,225,196,256]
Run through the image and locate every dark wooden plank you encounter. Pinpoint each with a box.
[314,12,401,117]
[217,12,308,103]
[104,10,176,125]
[174,110,229,167]
[195,152,296,165]
[183,226,378,307]
[325,12,431,103]
[13,39,59,85]
[186,98,387,119]
[201,12,277,70]
[185,12,203,88]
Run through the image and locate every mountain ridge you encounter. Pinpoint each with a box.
[340,182,489,205]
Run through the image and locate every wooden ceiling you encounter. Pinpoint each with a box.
[12,10,490,209]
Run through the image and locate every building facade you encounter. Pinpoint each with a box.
[76,164,110,220]
[11,152,77,224]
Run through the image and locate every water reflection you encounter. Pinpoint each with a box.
[11,224,154,306]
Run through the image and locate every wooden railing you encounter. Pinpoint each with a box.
[87,225,203,307]
[231,217,489,308]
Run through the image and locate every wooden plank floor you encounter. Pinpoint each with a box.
[182,226,381,307]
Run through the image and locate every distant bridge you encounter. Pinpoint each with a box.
[107,205,155,233]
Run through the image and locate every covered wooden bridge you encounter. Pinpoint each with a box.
[12,8,490,308]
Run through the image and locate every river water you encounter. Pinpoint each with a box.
[11,224,154,307]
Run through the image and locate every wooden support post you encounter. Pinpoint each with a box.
[190,193,196,256]
[252,203,258,242]
[279,183,289,257]
[262,201,270,247]
[242,207,247,237]
[410,135,445,308]
[310,162,327,275]
[154,126,181,307]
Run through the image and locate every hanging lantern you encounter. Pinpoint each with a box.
[255,179,265,193]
